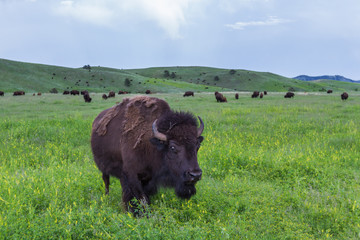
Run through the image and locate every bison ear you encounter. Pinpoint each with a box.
[150,138,167,151]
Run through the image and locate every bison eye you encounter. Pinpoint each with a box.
[169,145,177,153]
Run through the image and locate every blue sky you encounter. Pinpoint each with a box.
[1,0,360,79]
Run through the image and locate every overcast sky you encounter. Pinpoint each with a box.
[1,0,360,79]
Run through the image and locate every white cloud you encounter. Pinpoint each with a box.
[55,1,114,27]
[53,0,201,39]
[226,16,290,30]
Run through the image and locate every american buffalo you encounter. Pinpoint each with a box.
[284,92,295,98]
[37,92,42,96]
[327,90,333,94]
[13,91,25,96]
[63,90,70,95]
[83,93,92,103]
[0,91,4,96]
[70,90,80,95]
[145,90,152,94]
[264,91,267,95]
[341,92,348,100]
[251,91,259,98]
[108,91,115,98]
[235,93,239,99]
[260,92,263,98]
[91,96,204,214]
[183,91,194,97]
[102,94,108,100]
[118,91,128,95]
[215,91,227,102]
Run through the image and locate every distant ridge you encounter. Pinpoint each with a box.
[294,75,359,83]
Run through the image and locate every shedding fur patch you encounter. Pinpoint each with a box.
[93,96,170,149]
[93,99,130,136]
[123,96,162,149]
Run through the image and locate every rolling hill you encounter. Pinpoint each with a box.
[1,58,359,93]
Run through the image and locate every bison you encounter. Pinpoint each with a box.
[13,91,25,96]
[108,91,115,98]
[145,90,152,94]
[327,90,333,94]
[83,93,92,103]
[341,92,348,100]
[264,91,268,95]
[0,91,4,96]
[251,91,260,98]
[102,94,108,100]
[235,93,239,99]
[183,91,194,97]
[70,90,80,95]
[215,91,227,102]
[91,96,204,214]
[260,92,263,98]
[81,90,89,95]
[284,92,295,98]
[63,90,70,95]
[118,91,128,95]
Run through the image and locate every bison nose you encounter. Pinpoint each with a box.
[186,170,202,183]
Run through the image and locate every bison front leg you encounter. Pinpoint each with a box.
[120,173,150,216]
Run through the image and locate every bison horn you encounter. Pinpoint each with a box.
[197,116,204,137]
[152,119,167,141]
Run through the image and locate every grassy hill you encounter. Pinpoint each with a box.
[1,58,359,93]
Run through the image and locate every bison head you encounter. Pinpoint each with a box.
[150,112,204,199]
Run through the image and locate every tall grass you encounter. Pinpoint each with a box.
[1,92,360,239]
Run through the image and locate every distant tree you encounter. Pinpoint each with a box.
[83,65,91,71]
[125,78,132,87]
[229,69,236,75]
[214,76,220,81]
[170,72,176,78]
[164,70,170,78]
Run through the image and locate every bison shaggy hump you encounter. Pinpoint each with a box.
[91,96,204,215]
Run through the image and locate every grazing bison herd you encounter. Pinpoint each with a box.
[0,90,355,102]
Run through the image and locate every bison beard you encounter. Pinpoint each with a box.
[91,96,204,215]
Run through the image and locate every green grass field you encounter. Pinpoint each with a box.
[1,92,360,239]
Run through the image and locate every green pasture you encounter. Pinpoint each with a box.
[1,92,360,239]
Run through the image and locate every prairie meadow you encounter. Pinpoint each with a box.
[1,92,360,239]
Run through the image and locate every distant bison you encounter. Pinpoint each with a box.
[215,91,227,102]
[118,91,128,95]
[341,92,348,100]
[13,91,25,96]
[251,91,260,98]
[145,90,152,94]
[264,91,267,95]
[235,93,239,99]
[63,90,70,95]
[108,91,115,98]
[70,90,80,95]
[91,96,204,214]
[37,92,42,96]
[102,94,108,100]
[260,92,263,98]
[0,91,4,96]
[183,91,194,97]
[83,93,92,103]
[327,90,333,94]
[284,92,295,98]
